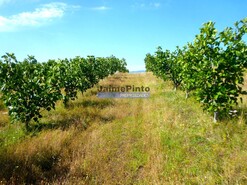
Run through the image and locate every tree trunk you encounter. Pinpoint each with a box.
[213,111,218,123]
[25,121,30,132]
[173,86,177,92]
[185,90,189,99]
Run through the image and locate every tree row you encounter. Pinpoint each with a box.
[145,18,247,122]
[0,53,128,129]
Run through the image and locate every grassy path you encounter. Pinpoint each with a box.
[0,72,247,184]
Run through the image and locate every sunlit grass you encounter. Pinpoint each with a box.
[0,72,246,184]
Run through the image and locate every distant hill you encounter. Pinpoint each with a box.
[129,70,146,74]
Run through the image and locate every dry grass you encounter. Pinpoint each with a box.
[0,72,247,184]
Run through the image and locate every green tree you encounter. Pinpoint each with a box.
[187,19,247,121]
[0,54,62,130]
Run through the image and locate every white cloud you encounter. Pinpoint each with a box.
[132,1,162,9]
[0,2,78,32]
[91,6,110,11]
[0,0,11,6]
[153,3,160,8]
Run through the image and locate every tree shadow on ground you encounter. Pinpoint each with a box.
[217,106,247,124]
[67,99,114,109]
[29,99,116,133]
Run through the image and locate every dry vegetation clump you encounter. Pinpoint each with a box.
[0,72,247,184]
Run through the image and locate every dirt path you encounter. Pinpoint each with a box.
[65,72,168,184]
[2,72,246,184]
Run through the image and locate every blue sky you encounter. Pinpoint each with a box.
[0,0,246,71]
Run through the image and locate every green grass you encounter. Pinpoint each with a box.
[0,72,247,184]
[0,123,25,147]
